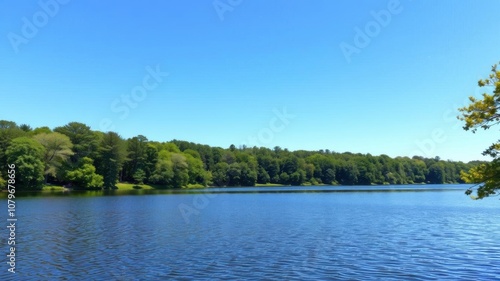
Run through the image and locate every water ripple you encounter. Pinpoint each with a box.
[3,190,500,280]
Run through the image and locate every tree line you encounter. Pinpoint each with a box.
[0,120,483,190]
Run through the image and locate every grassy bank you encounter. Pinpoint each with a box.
[255,183,286,187]
[115,183,158,190]
[42,185,66,191]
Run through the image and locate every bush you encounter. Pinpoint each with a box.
[0,176,6,189]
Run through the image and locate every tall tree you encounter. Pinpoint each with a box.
[95,132,127,189]
[123,135,148,182]
[458,61,500,198]
[33,132,74,182]
[212,162,229,186]
[170,153,189,188]
[149,150,174,186]
[54,122,99,164]
[143,144,159,182]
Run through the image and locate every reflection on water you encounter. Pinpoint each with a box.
[2,185,499,280]
[5,184,471,198]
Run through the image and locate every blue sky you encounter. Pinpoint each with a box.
[1,0,499,162]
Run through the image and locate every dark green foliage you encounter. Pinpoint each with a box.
[212,162,229,186]
[95,132,127,189]
[257,167,270,184]
[54,122,99,164]
[123,135,148,183]
[133,169,146,185]
[0,120,485,190]
[428,163,445,184]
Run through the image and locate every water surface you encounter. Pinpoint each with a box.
[2,184,499,280]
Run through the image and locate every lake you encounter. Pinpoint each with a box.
[2,184,500,280]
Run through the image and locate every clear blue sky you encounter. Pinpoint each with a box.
[1,0,499,162]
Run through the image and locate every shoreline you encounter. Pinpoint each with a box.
[0,182,472,197]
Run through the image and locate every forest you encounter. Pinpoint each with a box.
[0,120,483,190]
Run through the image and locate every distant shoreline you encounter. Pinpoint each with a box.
[1,182,472,197]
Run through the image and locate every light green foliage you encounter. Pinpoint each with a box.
[31,126,52,135]
[33,132,74,180]
[171,153,189,188]
[149,150,174,186]
[184,152,210,186]
[163,142,181,153]
[65,157,103,189]
[463,161,500,199]
[149,150,188,188]
[458,63,500,133]
[6,137,46,190]
[0,175,5,188]
[458,62,500,198]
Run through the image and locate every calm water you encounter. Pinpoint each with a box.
[2,184,499,280]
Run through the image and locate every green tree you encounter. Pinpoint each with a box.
[0,121,26,179]
[185,152,210,185]
[337,161,359,185]
[54,122,99,164]
[290,169,306,185]
[33,132,74,182]
[427,163,445,184]
[170,153,189,188]
[95,132,127,189]
[5,137,45,190]
[123,135,148,182]
[31,126,52,135]
[323,168,336,185]
[227,163,242,186]
[212,162,229,186]
[149,151,174,186]
[133,169,146,185]
[143,144,159,182]
[279,172,290,185]
[149,150,188,188]
[458,62,500,198]
[240,162,257,186]
[65,157,103,189]
[257,166,270,184]
[19,124,32,132]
